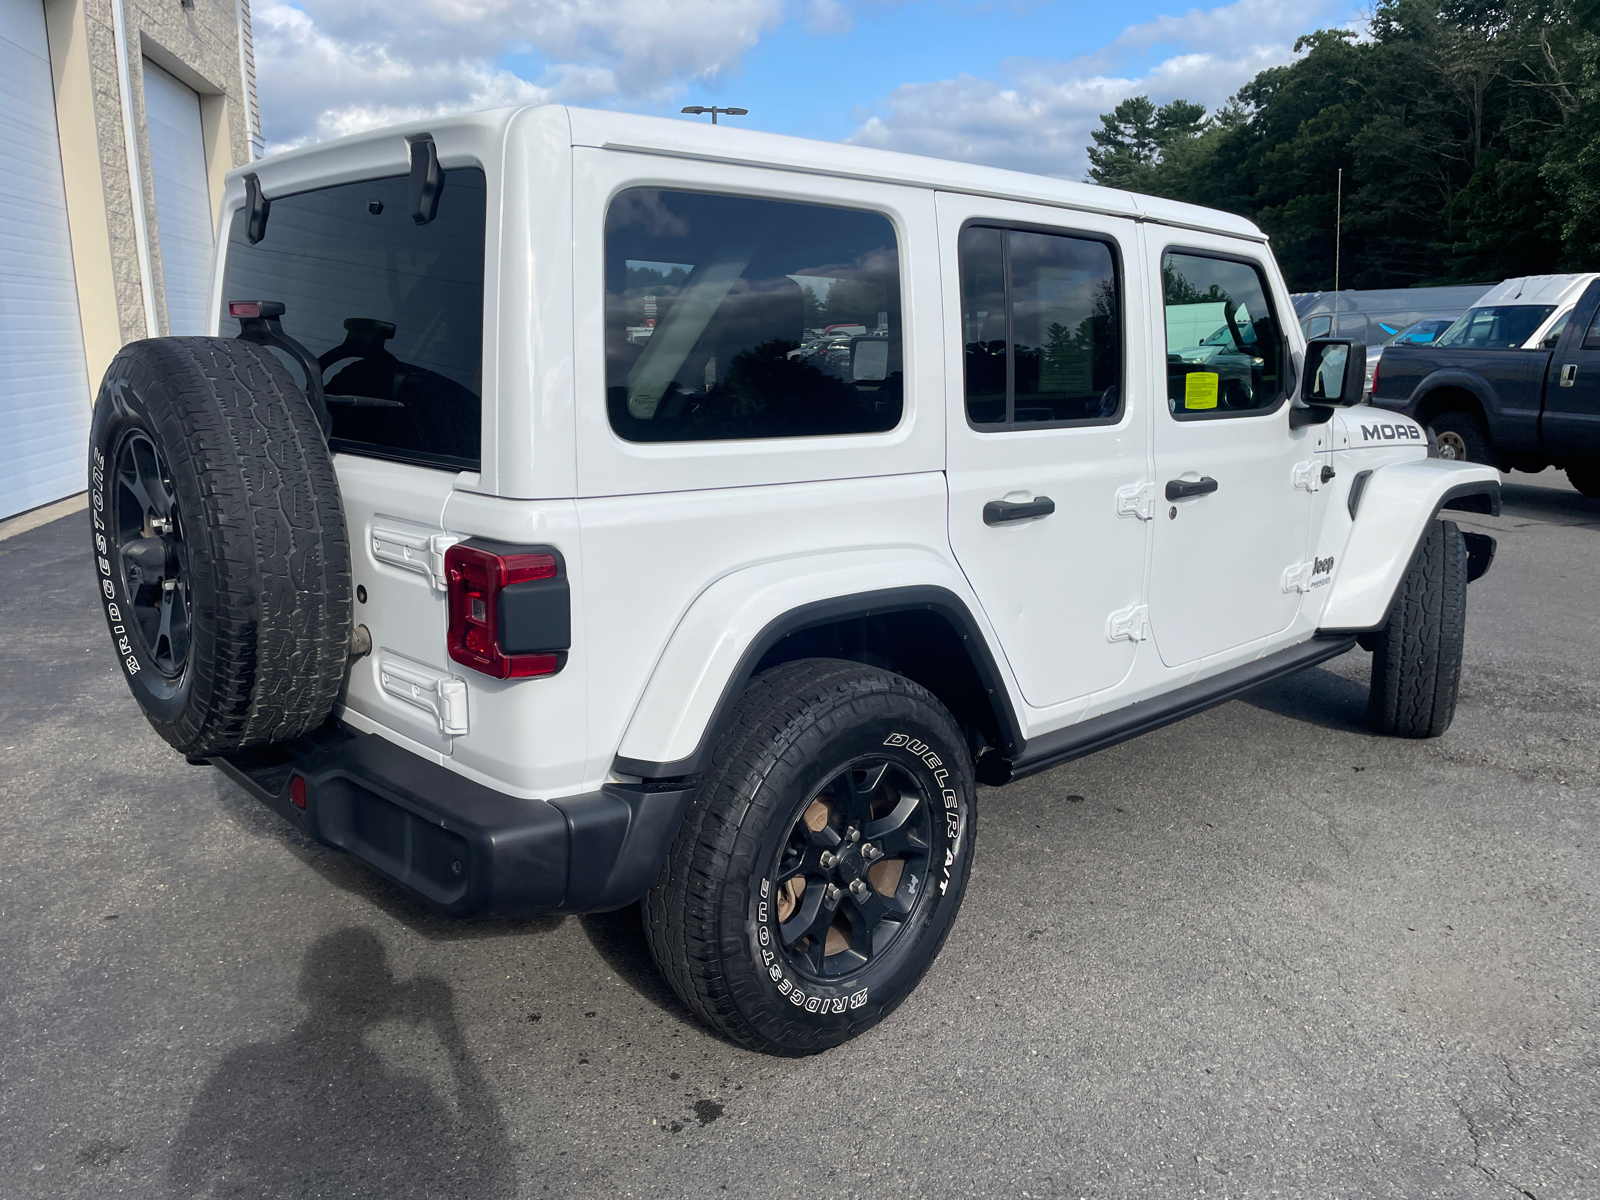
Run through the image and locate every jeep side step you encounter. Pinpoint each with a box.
[979,634,1358,785]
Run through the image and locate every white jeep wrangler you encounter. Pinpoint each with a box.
[89,107,1500,1056]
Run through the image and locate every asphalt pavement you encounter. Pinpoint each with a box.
[2,472,1596,1199]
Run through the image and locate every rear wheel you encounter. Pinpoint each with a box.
[88,337,352,756]
[1566,464,1600,497]
[1367,519,1467,738]
[1427,411,1495,466]
[643,659,975,1056]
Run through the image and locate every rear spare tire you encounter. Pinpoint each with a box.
[88,337,352,756]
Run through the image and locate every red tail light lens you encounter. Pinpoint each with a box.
[228,301,261,318]
[290,775,307,809]
[445,543,562,679]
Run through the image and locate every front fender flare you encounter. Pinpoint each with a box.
[1317,458,1501,632]
[612,549,1019,778]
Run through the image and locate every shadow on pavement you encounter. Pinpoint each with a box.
[1499,479,1600,527]
[206,774,568,942]
[579,903,694,1020]
[1239,664,1373,734]
[168,928,516,1199]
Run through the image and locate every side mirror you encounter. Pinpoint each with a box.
[1301,338,1366,407]
[850,336,889,382]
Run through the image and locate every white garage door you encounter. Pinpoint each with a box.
[144,61,214,336]
[0,0,92,519]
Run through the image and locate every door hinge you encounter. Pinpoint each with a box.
[1106,602,1149,643]
[1292,460,1323,492]
[1283,561,1315,593]
[371,524,460,592]
[1115,482,1155,521]
[378,651,469,736]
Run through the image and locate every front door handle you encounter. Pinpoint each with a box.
[984,496,1056,525]
[1165,477,1219,501]
[1560,363,1577,387]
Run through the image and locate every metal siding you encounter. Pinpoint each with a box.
[0,0,92,518]
[144,61,214,335]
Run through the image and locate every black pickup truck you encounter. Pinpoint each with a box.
[1370,277,1600,496]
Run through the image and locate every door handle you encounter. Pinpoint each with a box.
[1165,477,1219,501]
[1560,363,1577,387]
[983,496,1056,525]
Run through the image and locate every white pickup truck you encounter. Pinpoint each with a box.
[88,106,1500,1056]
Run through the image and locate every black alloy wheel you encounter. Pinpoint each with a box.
[770,758,934,982]
[111,431,192,681]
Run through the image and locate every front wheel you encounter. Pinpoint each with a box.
[1368,519,1467,738]
[643,659,976,1056]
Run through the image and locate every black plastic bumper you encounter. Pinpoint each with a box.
[210,724,695,917]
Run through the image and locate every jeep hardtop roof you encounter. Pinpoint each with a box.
[229,105,1267,243]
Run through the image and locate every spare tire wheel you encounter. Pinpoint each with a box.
[88,337,353,757]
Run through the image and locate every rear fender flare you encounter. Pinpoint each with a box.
[1409,370,1499,422]
[612,550,1021,778]
[1317,458,1501,632]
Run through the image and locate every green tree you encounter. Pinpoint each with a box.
[1086,97,1211,189]
[1086,0,1600,289]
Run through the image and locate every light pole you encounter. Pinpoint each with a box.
[681,106,748,125]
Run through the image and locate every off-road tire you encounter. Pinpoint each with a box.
[1427,410,1496,467]
[88,337,352,756]
[643,659,976,1056]
[1367,518,1467,738]
[1566,464,1600,498]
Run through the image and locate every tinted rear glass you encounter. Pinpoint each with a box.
[604,189,902,442]
[220,170,487,470]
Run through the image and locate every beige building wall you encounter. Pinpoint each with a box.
[42,0,259,391]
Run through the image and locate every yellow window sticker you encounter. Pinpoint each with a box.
[1185,372,1219,409]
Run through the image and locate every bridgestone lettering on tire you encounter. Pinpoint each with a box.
[88,337,353,757]
[1367,518,1467,738]
[643,659,976,1056]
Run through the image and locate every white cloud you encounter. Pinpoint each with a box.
[846,0,1345,179]
[257,0,785,150]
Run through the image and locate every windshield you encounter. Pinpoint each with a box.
[1385,318,1454,346]
[1435,305,1556,350]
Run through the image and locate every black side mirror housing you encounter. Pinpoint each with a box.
[1301,338,1367,407]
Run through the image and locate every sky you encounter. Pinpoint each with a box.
[254,0,1361,178]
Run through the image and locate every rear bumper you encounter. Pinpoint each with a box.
[210,724,694,917]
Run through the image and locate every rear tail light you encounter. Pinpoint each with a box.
[445,542,569,679]
[1370,360,1381,396]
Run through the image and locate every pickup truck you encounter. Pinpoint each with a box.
[1370,274,1600,496]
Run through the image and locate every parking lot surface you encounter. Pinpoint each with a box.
[2,474,1597,1199]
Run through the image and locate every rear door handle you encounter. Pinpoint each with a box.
[1165,477,1219,501]
[983,496,1056,525]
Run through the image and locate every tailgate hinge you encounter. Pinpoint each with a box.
[378,651,469,736]
[371,524,460,593]
[1106,602,1149,643]
[1115,482,1156,521]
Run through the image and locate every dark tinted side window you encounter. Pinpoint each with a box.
[604,190,902,443]
[959,225,1122,428]
[221,170,487,470]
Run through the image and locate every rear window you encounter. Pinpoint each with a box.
[1435,304,1556,350]
[604,189,902,442]
[220,169,487,471]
